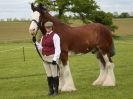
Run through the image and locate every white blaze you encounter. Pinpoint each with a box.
[29,11,40,34]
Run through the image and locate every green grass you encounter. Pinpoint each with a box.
[0,36,133,99]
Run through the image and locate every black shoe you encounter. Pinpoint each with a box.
[53,76,59,96]
[47,77,54,96]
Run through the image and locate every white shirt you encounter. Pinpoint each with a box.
[36,31,61,61]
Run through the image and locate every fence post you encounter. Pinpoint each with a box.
[22,47,25,62]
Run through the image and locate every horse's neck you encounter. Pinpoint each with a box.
[44,12,70,30]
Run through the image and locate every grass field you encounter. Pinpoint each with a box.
[0,18,133,42]
[0,37,133,99]
[0,22,30,42]
[0,19,133,99]
[70,18,133,36]
[113,18,133,35]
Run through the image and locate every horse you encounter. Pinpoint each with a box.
[29,3,116,92]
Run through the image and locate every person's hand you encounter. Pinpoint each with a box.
[36,42,43,51]
[52,60,57,65]
[32,36,36,43]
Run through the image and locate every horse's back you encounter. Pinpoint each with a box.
[72,23,112,41]
[71,23,115,56]
[72,23,111,35]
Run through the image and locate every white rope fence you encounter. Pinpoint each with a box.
[0,47,22,53]
[0,41,132,54]
[115,41,133,45]
[0,47,34,62]
[0,41,132,53]
[0,47,33,53]
[0,41,132,61]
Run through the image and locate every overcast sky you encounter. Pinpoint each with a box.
[0,0,133,19]
[96,0,133,13]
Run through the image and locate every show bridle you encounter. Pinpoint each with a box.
[31,19,40,33]
[31,19,45,63]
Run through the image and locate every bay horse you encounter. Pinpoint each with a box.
[29,3,116,92]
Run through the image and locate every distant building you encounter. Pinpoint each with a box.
[129,11,133,16]
[113,12,119,17]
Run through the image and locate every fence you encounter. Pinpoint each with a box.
[0,41,133,63]
[0,46,36,63]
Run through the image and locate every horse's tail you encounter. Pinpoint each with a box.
[110,39,115,57]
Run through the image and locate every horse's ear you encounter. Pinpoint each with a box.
[31,3,36,11]
[38,3,43,7]
[38,3,47,13]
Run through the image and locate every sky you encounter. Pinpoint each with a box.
[96,0,133,13]
[0,0,133,19]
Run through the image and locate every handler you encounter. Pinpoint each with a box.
[36,21,61,96]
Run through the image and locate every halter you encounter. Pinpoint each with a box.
[31,19,40,33]
[31,18,45,62]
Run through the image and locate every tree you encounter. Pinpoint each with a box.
[35,0,117,31]
[119,12,129,18]
[70,0,99,23]
[35,0,99,21]
[89,11,118,31]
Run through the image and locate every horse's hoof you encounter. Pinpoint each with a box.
[102,76,115,86]
[102,80,115,86]
[61,85,76,92]
[61,88,76,92]
[102,82,115,86]
[59,84,63,90]
[102,84,115,86]
[92,80,104,86]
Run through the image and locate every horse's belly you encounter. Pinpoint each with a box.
[68,39,96,55]
[68,51,82,56]
[69,46,92,55]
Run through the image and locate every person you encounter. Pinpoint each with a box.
[36,21,61,96]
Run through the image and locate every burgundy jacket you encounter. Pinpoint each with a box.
[42,32,55,56]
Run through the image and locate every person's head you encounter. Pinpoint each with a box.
[44,21,53,33]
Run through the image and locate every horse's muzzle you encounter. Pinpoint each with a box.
[29,28,36,36]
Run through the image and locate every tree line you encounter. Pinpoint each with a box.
[1,0,133,32]
[35,0,119,31]
[0,18,30,22]
[1,11,132,22]
[113,12,133,18]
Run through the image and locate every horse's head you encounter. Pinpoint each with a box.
[29,3,47,36]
